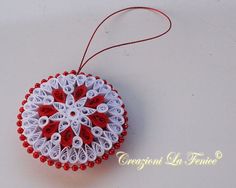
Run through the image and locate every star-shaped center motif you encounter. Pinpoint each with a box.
[50,94,96,135]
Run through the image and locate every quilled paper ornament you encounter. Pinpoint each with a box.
[16,6,171,171]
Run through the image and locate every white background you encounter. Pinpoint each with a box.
[0,0,235,187]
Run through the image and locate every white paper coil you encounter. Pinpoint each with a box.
[96,103,108,113]
[38,116,49,128]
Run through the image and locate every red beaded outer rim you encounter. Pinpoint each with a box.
[16,70,128,171]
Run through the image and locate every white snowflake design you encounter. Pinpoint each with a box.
[50,94,95,134]
[19,73,127,165]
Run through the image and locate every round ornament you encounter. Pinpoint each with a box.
[17,71,128,170]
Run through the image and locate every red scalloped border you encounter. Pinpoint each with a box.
[16,70,128,171]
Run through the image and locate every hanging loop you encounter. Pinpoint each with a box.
[78,6,172,74]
